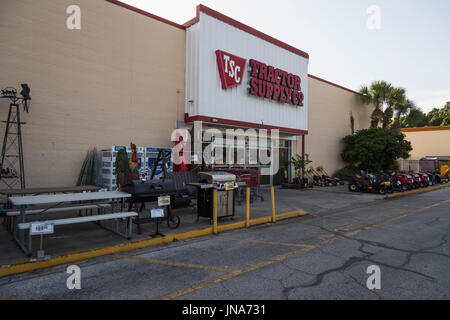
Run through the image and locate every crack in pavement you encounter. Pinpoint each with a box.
[279,225,445,298]
[299,242,434,288]
[314,224,450,261]
[347,273,382,300]
[400,233,450,268]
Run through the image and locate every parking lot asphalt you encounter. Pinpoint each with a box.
[0,186,448,300]
[0,185,383,265]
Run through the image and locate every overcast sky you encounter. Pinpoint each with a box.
[122,0,450,113]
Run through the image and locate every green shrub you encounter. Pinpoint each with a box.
[341,128,411,172]
[332,166,359,181]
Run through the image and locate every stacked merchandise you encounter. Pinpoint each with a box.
[145,148,173,179]
[101,146,145,191]
[101,146,173,191]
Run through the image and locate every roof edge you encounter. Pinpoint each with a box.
[184,4,309,60]
[308,74,359,95]
[401,126,450,133]
[105,0,185,30]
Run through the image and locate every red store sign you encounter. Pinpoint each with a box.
[215,50,246,89]
[216,50,304,107]
[248,59,304,107]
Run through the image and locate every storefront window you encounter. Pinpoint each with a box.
[199,134,291,185]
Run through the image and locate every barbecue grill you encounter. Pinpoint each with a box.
[126,179,180,233]
[194,171,238,221]
[198,171,238,191]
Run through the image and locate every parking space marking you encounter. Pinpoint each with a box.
[156,197,450,300]
[156,244,324,300]
[215,236,314,248]
[114,254,238,273]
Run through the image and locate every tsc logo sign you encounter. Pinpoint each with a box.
[215,50,246,90]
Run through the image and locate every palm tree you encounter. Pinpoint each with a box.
[403,106,427,128]
[383,87,406,129]
[359,81,392,128]
[391,99,415,133]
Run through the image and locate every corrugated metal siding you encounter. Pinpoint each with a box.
[187,12,308,132]
[185,22,200,116]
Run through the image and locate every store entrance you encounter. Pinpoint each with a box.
[273,141,290,185]
[208,137,291,186]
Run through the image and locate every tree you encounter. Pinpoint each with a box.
[391,99,415,133]
[427,108,442,126]
[398,102,450,128]
[426,102,450,126]
[341,128,412,172]
[359,81,392,128]
[440,102,450,125]
[399,107,427,128]
[384,87,406,129]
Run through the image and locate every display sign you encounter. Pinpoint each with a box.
[150,208,165,219]
[30,222,54,235]
[248,59,304,107]
[215,50,246,89]
[158,195,171,207]
[215,50,304,107]
[224,182,235,191]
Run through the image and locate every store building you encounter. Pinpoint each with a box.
[401,126,450,160]
[0,0,372,188]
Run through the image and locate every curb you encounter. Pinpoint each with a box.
[0,211,308,278]
[386,183,450,199]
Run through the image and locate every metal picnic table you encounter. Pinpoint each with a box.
[8,191,131,256]
[0,185,101,197]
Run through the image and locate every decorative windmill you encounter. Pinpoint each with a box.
[0,84,31,189]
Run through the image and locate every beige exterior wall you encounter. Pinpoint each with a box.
[1,1,372,187]
[0,0,185,187]
[401,128,450,160]
[292,76,372,176]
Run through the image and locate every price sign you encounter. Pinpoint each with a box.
[158,195,171,207]
[30,222,54,235]
[150,208,165,219]
[225,182,235,191]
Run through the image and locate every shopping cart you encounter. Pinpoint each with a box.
[216,168,264,204]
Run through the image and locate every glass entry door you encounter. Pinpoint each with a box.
[206,136,291,186]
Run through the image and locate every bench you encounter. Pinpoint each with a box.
[4,203,112,232]
[6,203,111,216]
[18,212,138,229]
[18,211,138,256]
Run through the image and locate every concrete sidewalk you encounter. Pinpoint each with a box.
[0,185,381,268]
[1,187,449,299]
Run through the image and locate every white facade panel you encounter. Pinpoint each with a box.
[185,12,308,132]
[185,22,200,116]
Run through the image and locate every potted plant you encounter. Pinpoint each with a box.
[114,149,129,191]
[290,154,312,185]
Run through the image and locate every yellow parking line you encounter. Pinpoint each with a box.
[156,243,321,300]
[0,296,15,300]
[156,270,241,300]
[0,211,307,278]
[215,236,314,248]
[114,254,237,273]
[155,198,450,300]
[387,183,450,198]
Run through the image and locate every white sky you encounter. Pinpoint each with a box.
[122,0,450,113]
